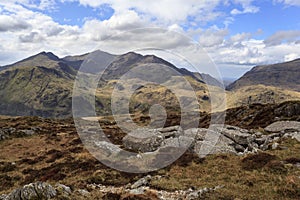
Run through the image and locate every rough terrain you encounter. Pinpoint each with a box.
[0,102,300,199]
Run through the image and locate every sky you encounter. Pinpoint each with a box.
[0,0,300,78]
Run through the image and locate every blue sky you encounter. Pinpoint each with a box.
[0,0,299,78]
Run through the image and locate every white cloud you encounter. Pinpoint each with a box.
[0,0,56,11]
[198,27,228,47]
[284,53,299,61]
[230,0,259,15]
[211,37,300,68]
[275,0,300,6]
[0,15,31,32]
[0,0,299,79]
[229,32,252,43]
[62,0,224,25]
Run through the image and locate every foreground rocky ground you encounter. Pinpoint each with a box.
[0,102,300,199]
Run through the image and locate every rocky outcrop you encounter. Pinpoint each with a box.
[123,126,183,152]
[0,127,39,141]
[0,182,89,200]
[265,121,300,143]
[264,121,300,133]
[3,182,57,200]
[122,121,300,156]
[211,125,254,146]
[123,128,164,152]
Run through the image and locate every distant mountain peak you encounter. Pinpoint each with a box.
[227,58,300,91]
[121,51,142,58]
[34,51,60,61]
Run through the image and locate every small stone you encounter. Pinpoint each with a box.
[55,183,72,196]
[0,194,7,200]
[94,141,121,156]
[129,187,148,195]
[254,132,263,137]
[77,189,90,197]
[131,175,152,189]
[255,137,267,145]
[233,143,245,152]
[20,129,35,135]
[291,132,300,142]
[272,143,279,150]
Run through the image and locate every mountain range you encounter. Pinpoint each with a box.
[0,51,223,117]
[0,50,299,118]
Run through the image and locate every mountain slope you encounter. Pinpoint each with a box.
[227,59,300,91]
[0,64,75,118]
[226,84,300,109]
[0,51,223,117]
[99,52,205,84]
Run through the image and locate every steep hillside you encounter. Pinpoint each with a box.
[227,59,300,91]
[0,64,75,118]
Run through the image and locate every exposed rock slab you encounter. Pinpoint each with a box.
[264,121,300,133]
[123,128,164,152]
[211,124,254,146]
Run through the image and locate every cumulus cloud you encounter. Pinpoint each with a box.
[211,36,300,68]
[0,0,299,79]
[198,28,228,47]
[62,0,225,25]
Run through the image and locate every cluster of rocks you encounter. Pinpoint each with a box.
[122,121,300,156]
[0,182,90,200]
[129,175,223,200]
[0,182,58,200]
[0,179,222,200]
[0,127,39,141]
[87,174,223,200]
